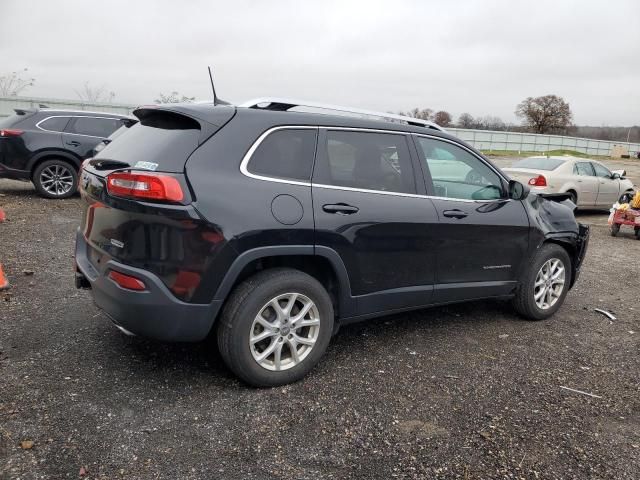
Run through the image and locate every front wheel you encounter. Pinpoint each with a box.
[217,268,334,387]
[33,159,78,199]
[512,244,572,320]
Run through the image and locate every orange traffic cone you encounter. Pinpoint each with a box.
[0,264,8,290]
[0,207,5,223]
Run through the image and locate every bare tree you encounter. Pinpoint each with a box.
[74,81,115,103]
[433,111,452,127]
[0,68,35,96]
[515,94,573,134]
[476,115,506,131]
[400,107,433,121]
[457,113,475,128]
[155,91,196,104]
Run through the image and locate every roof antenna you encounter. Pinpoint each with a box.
[208,66,229,106]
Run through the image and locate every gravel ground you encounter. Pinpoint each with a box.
[1,166,639,479]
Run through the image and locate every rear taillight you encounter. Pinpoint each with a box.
[0,129,23,137]
[528,175,547,187]
[106,171,184,202]
[108,270,146,291]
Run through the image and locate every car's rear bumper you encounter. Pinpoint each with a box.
[74,229,220,342]
[0,162,30,180]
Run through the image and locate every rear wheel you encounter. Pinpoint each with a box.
[217,268,334,387]
[512,243,572,320]
[567,190,577,207]
[33,159,78,199]
[610,223,620,237]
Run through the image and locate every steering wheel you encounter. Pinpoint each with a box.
[465,170,485,185]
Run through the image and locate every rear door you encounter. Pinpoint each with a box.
[64,116,123,159]
[311,128,439,315]
[573,161,598,206]
[592,162,620,206]
[413,135,530,303]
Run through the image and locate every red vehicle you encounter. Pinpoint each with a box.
[610,208,640,239]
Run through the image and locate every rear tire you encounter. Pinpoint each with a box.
[610,223,620,237]
[217,268,334,387]
[33,159,78,199]
[567,190,577,208]
[512,243,572,321]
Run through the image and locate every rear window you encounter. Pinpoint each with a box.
[94,111,201,172]
[512,157,565,170]
[247,129,317,182]
[68,117,122,138]
[314,130,416,194]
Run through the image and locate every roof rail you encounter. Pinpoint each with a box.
[238,97,445,131]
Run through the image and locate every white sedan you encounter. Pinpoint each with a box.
[503,156,634,209]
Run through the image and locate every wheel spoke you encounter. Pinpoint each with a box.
[256,338,279,362]
[250,329,277,344]
[292,333,315,346]
[291,300,313,324]
[254,315,276,331]
[534,287,546,301]
[273,342,283,371]
[296,318,320,328]
[288,338,301,364]
[282,293,298,316]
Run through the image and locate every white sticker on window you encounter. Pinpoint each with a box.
[134,161,159,171]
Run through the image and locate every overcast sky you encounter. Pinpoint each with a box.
[1,0,638,125]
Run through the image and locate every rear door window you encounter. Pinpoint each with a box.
[246,128,317,182]
[67,117,122,138]
[574,162,595,176]
[38,116,71,132]
[314,130,416,194]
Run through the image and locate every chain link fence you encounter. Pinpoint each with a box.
[447,127,640,158]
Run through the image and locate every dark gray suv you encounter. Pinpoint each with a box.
[75,98,590,387]
[0,108,133,198]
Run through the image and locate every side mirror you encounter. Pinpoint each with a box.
[508,180,529,200]
[611,172,621,179]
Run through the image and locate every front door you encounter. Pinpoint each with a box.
[312,129,439,315]
[413,135,530,303]
[592,162,620,206]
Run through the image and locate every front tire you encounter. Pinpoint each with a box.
[217,268,334,387]
[512,244,572,320]
[33,159,78,199]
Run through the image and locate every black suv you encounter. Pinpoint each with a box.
[0,108,133,198]
[74,98,590,386]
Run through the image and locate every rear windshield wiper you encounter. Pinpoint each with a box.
[89,159,131,170]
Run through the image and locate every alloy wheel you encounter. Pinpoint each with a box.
[249,293,320,371]
[40,164,74,196]
[533,258,566,310]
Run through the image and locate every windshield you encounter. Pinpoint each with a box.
[512,157,565,170]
